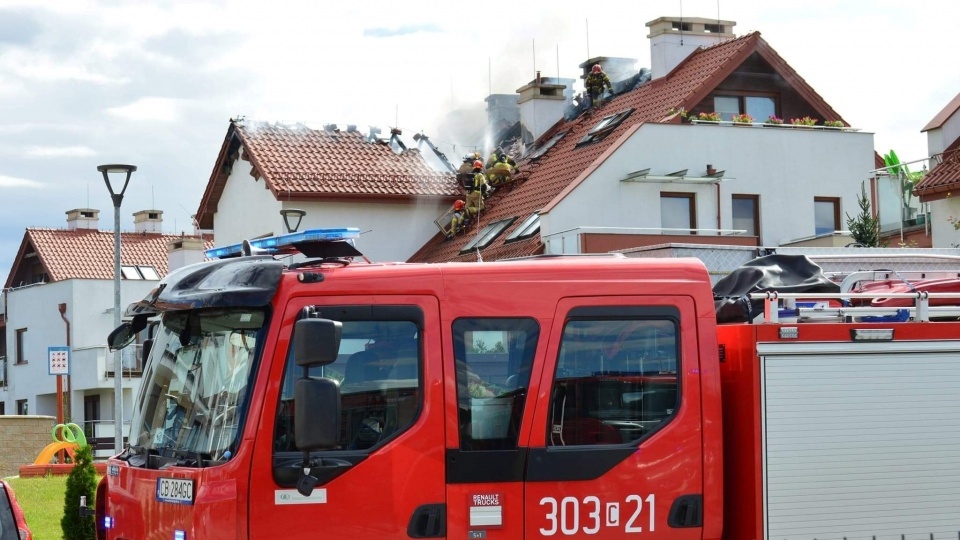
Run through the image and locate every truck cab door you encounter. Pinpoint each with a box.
[248,299,445,539]
[524,298,705,539]
[443,317,542,539]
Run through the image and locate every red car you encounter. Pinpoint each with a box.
[0,480,31,540]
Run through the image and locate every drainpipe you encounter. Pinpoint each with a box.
[58,303,71,422]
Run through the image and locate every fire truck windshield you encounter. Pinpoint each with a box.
[127,308,266,465]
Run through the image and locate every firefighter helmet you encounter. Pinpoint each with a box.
[473,160,483,169]
[592,64,602,73]
[454,200,464,210]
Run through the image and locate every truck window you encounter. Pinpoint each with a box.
[274,315,422,453]
[452,318,539,451]
[548,316,678,446]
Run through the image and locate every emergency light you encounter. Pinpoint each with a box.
[205,228,361,259]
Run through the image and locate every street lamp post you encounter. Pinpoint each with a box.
[99,164,137,454]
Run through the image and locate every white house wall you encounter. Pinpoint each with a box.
[3,278,157,428]
[930,198,960,247]
[926,113,960,156]
[213,155,451,262]
[542,123,874,247]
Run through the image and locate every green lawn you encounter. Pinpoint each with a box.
[6,474,101,540]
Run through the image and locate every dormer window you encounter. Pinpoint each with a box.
[460,218,517,254]
[578,109,634,146]
[121,265,160,280]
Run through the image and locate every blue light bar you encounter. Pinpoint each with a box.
[205,228,361,259]
[104,516,114,529]
[174,530,186,540]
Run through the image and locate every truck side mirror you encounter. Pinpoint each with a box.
[294,378,340,451]
[107,314,149,351]
[294,319,342,367]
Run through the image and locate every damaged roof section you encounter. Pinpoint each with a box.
[195,119,459,229]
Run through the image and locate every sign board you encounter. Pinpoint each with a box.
[48,346,70,375]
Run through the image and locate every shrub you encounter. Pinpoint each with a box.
[61,444,97,540]
[697,111,722,122]
[732,113,754,124]
[824,120,844,128]
[790,116,818,126]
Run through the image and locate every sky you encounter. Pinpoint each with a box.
[0,0,958,285]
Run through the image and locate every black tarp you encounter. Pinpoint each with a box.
[713,254,839,323]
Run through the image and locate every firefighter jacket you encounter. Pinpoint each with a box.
[585,72,612,95]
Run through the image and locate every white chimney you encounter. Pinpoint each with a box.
[517,71,567,146]
[646,16,736,79]
[167,236,206,271]
[65,208,99,230]
[133,210,163,233]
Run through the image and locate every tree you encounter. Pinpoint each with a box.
[845,181,881,247]
[62,443,97,540]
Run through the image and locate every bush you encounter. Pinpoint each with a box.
[61,444,97,540]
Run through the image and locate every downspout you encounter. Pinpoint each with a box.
[58,303,71,422]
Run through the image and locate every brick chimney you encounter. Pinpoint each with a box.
[167,236,206,271]
[646,16,736,79]
[65,208,99,230]
[133,210,163,233]
[517,71,568,146]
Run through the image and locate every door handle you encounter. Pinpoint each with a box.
[407,503,446,538]
[667,494,703,528]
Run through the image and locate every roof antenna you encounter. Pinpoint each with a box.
[556,44,560,81]
[585,18,590,60]
[488,57,492,97]
[680,0,684,46]
[717,0,722,42]
[532,39,536,81]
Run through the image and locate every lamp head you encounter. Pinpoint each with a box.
[98,164,137,205]
[280,208,307,233]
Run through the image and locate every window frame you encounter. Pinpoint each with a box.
[577,108,634,146]
[271,305,426,487]
[460,217,517,254]
[732,194,760,238]
[814,196,841,236]
[546,305,681,448]
[712,93,778,121]
[16,399,28,415]
[660,192,697,234]
[504,213,540,243]
[15,328,26,365]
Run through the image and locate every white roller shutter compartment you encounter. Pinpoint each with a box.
[759,342,960,540]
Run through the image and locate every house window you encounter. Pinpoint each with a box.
[814,197,841,236]
[577,108,634,145]
[17,399,28,415]
[660,193,696,234]
[0,402,5,415]
[505,213,540,243]
[121,265,161,280]
[15,328,26,365]
[529,132,567,161]
[713,95,776,121]
[460,218,517,254]
[732,194,760,237]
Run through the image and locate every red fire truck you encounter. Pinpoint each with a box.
[97,229,960,539]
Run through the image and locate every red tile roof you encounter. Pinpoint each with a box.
[4,228,212,286]
[914,143,960,203]
[409,32,844,263]
[921,91,960,133]
[195,121,458,229]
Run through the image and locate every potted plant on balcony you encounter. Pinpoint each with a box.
[823,120,844,129]
[732,113,754,125]
[764,115,784,126]
[697,111,722,123]
[790,116,818,127]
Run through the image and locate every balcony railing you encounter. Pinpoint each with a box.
[106,344,144,377]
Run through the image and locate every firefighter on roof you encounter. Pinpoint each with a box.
[488,152,517,187]
[449,200,467,238]
[464,160,488,219]
[585,64,613,108]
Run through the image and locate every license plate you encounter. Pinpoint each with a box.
[156,478,194,505]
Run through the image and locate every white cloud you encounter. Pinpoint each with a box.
[106,97,184,123]
[0,174,44,188]
[23,146,97,158]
